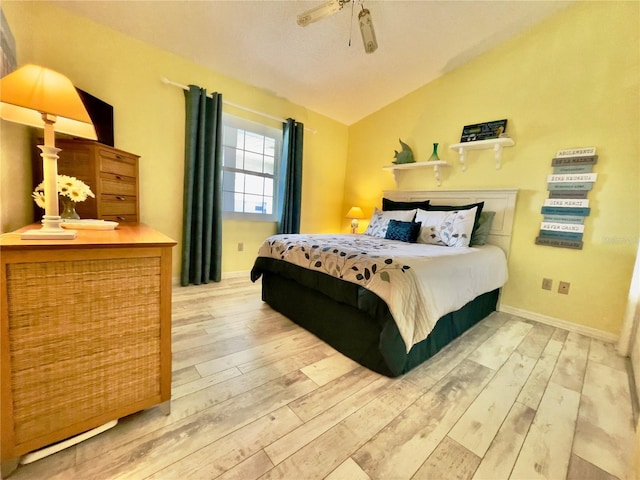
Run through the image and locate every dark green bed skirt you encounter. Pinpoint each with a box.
[251,257,499,377]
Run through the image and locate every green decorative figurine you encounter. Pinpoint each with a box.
[393,138,415,164]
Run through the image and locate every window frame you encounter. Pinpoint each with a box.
[221,113,282,222]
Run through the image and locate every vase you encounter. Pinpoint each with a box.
[428,143,441,162]
[60,197,80,220]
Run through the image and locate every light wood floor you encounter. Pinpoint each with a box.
[8,276,636,480]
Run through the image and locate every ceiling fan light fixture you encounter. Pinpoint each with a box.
[358,7,378,54]
[297,0,347,27]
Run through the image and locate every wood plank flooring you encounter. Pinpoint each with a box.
[7,276,636,480]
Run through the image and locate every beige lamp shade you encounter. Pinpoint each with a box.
[346,206,364,219]
[0,64,96,140]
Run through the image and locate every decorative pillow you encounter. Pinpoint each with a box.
[382,198,430,212]
[364,208,417,238]
[385,220,422,243]
[415,207,478,247]
[470,211,496,246]
[426,201,484,236]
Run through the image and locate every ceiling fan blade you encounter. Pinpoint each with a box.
[358,8,377,53]
[297,0,346,27]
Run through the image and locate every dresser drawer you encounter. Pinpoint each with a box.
[101,214,138,223]
[100,194,137,215]
[100,173,137,196]
[99,149,138,177]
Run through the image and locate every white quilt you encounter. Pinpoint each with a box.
[257,234,508,352]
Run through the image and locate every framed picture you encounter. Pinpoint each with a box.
[1,8,17,78]
[460,119,507,143]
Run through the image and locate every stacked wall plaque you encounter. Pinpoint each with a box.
[535,147,598,250]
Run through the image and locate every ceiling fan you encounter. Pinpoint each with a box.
[297,0,378,54]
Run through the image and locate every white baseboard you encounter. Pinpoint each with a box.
[167,276,619,344]
[499,304,619,344]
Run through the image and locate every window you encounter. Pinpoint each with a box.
[222,114,282,221]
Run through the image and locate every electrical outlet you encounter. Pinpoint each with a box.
[237,242,244,252]
[558,281,570,295]
[542,278,552,290]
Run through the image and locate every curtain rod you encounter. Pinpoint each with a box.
[161,77,316,134]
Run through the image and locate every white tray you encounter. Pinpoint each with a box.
[61,219,119,230]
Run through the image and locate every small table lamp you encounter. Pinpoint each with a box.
[346,206,364,234]
[0,64,96,240]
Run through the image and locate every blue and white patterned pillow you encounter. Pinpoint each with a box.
[385,220,422,242]
[364,208,417,238]
[415,207,478,247]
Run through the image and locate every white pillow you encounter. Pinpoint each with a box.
[415,207,477,247]
[364,208,417,238]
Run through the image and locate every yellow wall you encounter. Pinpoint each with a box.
[2,2,638,337]
[0,122,33,233]
[1,2,349,276]
[345,1,639,336]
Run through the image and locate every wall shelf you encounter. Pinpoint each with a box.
[383,160,450,187]
[449,137,515,171]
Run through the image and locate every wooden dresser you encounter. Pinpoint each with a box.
[0,224,176,474]
[35,139,140,223]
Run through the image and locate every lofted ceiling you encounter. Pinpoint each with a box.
[53,0,572,125]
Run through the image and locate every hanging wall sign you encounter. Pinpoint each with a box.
[460,119,508,142]
[536,147,598,250]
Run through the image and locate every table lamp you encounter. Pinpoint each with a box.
[0,64,96,240]
[346,206,364,234]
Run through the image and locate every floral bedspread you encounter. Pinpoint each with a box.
[256,234,508,352]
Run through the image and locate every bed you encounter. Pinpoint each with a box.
[250,189,518,377]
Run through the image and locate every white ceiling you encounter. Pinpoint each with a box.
[53,0,572,125]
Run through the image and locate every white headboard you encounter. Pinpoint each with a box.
[382,189,518,257]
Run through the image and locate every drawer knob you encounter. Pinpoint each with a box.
[115,175,123,180]
[117,216,125,221]
[116,196,125,201]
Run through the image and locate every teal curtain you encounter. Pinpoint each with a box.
[181,85,223,286]
[278,118,304,234]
